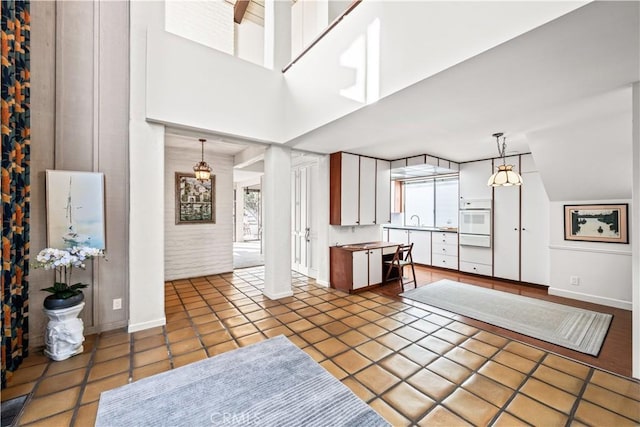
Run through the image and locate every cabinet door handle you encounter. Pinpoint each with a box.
[522,228,526,231]
[514,228,518,231]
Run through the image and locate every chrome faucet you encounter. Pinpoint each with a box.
[410,215,421,227]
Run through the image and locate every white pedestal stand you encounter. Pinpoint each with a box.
[43,302,85,361]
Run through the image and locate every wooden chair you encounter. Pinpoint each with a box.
[384,243,417,289]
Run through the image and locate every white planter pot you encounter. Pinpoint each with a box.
[43,302,85,361]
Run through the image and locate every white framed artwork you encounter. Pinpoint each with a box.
[46,170,106,250]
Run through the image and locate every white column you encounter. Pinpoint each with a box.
[235,185,245,242]
[632,82,640,379]
[316,154,331,286]
[263,0,291,71]
[128,1,166,332]
[263,145,293,299]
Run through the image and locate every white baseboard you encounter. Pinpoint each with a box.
[315,279,329,287]
[263,290,294,300]
[548,287,632,310]
[128,317,166,333]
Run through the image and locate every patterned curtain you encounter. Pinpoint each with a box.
[1,0,30,389]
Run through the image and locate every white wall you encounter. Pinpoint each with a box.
[235,20,264,66]
[146,29,284,143]
[282,1,587,142]
[165,0,234,54]
[30,1,131,344]
[145,2,584,147]
[548,200,633,309]
[164,145,234,280]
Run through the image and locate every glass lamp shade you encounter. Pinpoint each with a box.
[487,164,523,187]
[194,161,212,181]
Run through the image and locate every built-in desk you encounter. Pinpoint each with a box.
[330,242,402,292]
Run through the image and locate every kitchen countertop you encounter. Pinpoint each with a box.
[384,225,458,233]
[330,241,401,251]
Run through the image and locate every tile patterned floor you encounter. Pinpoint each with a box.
[3,267,639,426]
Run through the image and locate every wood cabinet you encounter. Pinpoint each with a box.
[330,243,396,292]
[330,152,391,225]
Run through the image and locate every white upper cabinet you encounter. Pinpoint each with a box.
[459,159,493,201]
[376,160,391,224]
[359,157,377,225]
[339,153,360,225]
[330,152,392,226]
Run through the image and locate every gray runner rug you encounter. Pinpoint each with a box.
[400,280,612,356]
[95,335,388,427]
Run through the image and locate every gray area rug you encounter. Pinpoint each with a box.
[96,335,388,427]
[400,280,612,356]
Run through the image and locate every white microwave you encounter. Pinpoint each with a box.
[459,209,491,236]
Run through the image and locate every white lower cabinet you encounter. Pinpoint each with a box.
[352,249,382,290]
[384,228,431,265]
[459,246,492,276]
[432,232,458,269]
[409,230,431,265]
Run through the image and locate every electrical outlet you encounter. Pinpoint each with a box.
[113,298,122,310]
[570,276,580,286]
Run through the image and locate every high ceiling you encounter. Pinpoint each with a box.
[286,1,640,163]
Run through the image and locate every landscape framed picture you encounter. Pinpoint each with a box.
[175,172,215,224]
[564,204,628,244]
[46,170,106,250]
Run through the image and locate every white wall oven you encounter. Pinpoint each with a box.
[459,199,491,247]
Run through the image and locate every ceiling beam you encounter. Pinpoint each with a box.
[234,0,250,24]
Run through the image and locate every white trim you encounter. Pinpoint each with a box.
[315,279,329,287]
[263,290,294,300]
[549,245,632,257]
[548,287,632,310]
[128,317,166,333]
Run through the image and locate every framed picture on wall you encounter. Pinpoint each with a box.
[564,203,628,244]
[175,172,216,224]
[46,170,106,250]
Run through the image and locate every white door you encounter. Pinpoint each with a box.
[376,159,391,224]
[341,153,360,225]
[409,230,431,265]
[352,250,369,289]
[359,156,376,225]
[291,163,319,277]
[368,249,382,285]
[493,155,520,281]
[521,155,550,285]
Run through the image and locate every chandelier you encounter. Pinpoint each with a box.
[194,138,212,182]
[487,133,523,187]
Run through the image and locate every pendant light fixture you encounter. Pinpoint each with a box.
[194,138,212,182]
[487,132,523,187]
